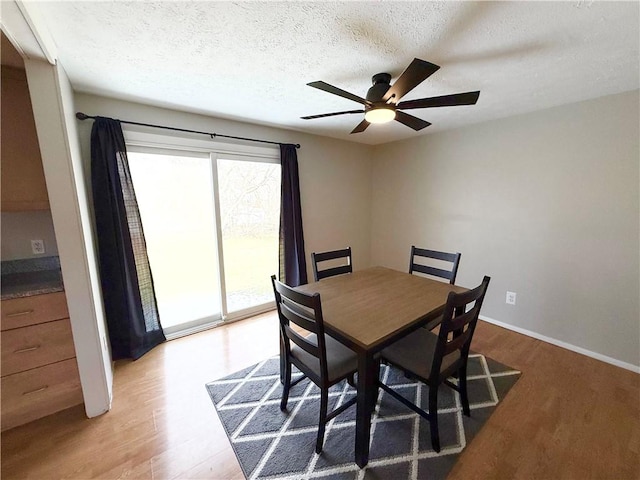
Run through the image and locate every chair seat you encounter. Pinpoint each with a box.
[292,333,357,383]
[381,328,460,381]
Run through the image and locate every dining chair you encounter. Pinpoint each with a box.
[377,275,491,452]
[311,247,353,281]
[271,275,358,453]
[409,246,461,284]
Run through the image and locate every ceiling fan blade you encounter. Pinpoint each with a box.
[382,58,440,103]
[350,119,370,134]
[394,111,431,131]
[301,110,365,120]
[307,81,370,106]
[397,91,480,110]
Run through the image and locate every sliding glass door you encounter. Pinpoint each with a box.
[126,145,280,337]
[217,156,280,317]
[127,150,222,337]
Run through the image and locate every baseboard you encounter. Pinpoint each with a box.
[479,315,640,374]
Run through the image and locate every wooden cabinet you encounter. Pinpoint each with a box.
[1,66,50,211]
[1,292,83,430]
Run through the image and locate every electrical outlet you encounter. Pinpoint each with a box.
[506,291,517,305]
[31,239,45,255]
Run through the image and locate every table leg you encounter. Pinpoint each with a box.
[369,358,380,415]
[355,350,376,468]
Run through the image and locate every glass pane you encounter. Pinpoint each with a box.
[217,158,280,313]
[128,151,221,330]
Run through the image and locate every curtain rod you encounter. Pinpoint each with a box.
[75,112,300,149]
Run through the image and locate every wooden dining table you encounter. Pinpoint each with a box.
[295,266,466,468]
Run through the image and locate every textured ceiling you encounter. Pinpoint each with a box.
[30,1,640,145]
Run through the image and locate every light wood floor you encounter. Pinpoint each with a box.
[2,311,639,479]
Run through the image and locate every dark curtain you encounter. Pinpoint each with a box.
[91,117,165,360]
[279,144,308,286]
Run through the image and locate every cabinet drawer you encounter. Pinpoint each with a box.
[1,292,68,331]
[1,319,76,376]
[1,358,83,431]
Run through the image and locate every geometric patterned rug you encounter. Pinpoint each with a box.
[206,354,520,480]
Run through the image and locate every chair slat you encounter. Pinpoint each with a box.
[410,264,455,281]
[441,309,475,334]
[412,247,459,263]
[281,301,318,333]
[281,297,315,322]
[275,281,319,307]
[284,325,320,358]
[409,246,461,284]
[311,247,353,282]
[316,264,353,280]
[313,248,351,263]
[443,329,470,355]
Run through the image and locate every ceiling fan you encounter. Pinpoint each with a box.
[301,58,480,134]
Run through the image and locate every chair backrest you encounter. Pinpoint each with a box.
[409,245,461,284]
[430,276,491,380]
[271,275,329,382]
[311,247,352,281]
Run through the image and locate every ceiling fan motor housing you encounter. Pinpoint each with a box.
[366,73,392,105]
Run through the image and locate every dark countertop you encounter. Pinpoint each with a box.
[1,270,64,300]
[1,257,65,300]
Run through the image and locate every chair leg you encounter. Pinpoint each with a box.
[280,360,292,411]
[279,335,286,384]
[428,386,441,453]
[459,364,470,416]
[315,388,329,453]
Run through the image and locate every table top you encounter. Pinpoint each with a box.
[296,266,466,351]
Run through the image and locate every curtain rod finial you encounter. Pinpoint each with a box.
[295,144,301,149]
[76,112,89,120]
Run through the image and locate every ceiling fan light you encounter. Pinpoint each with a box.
[365,107,396,124]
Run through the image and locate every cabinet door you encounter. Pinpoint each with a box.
[1,66,50,211]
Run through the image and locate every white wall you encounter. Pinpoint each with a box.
[25,60,113,417]
[73,94,374,278]
[1,211,58,260]
[371,90,640,369]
